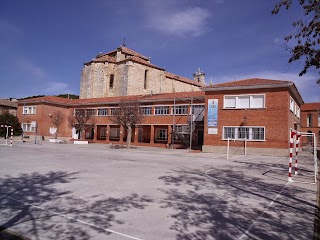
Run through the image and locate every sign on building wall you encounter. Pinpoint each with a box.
[208,128,218,134]
[208,99,218,127]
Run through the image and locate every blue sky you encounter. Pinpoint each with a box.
[0,0,319,102]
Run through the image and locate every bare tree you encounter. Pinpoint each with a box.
[68,109,95,140]
[109,101,145,149]
[50,111,64,139]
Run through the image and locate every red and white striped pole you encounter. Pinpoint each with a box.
[294,134,301,175]
[10,128,13,146]
[288,129,296,182]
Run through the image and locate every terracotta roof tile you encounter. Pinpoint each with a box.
[301,102,320,111]
[18,92,205,107]
[92,55,116,63]
[0,99,17,108]
[165,71,205,87]
[120,47,149,60]
[73,91,204,105]
[118,56,164,70]
[99,46,149,61]
[18,96,74,105]
[203,78,292,89]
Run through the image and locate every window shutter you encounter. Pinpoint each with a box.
[224,96,236,108]
[237,96,250,108]
[251,95,264,108]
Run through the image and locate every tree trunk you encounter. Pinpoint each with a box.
[126,125,132,149]
[54,129,58,139]
[80,129,84,140]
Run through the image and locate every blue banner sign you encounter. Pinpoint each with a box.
[208,99,218,127]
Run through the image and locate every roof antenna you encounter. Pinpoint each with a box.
[122,37,126,47]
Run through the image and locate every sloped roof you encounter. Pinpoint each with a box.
[301,102,320,111]
[118,56,164,70]
[83,46,204,87]
[89,46,150,64]
[91,55,116,63]
[202,78,292,89]
[119,47,149,60]
[201,78,304,105]
[0,99,18,108]
[18,91,205,107]
[18,96,74,105]
[165,72,205,87]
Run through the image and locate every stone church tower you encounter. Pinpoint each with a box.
[80,46,206,99]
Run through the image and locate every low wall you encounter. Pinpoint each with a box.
[202,145,288,157]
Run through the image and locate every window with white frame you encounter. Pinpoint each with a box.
[140,106,152,115]
[173,105,188,115]
[238,127,249,139]
[290,97,294,112]
[155,129,168,140]
[224,95,265,109]
[223,127,235,139]
[296,106,300,118]
[223,126,265,141]
[192,105,205,121]
[318,114,320,127]
[98,108,108,116]
[22,123,35,132]
[155,106,169,115]
[23,106,36,114]
[252,127,265,140]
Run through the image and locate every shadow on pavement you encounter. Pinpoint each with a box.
[158,166,316,240]
[0,171,153,239]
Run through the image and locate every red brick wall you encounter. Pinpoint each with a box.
[203,88,300,149]
[17,104,72,138]
[300,110,320,140]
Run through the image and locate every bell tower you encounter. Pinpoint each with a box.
[193,68,205,85]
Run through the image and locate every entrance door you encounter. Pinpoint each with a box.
[197,130,204,146]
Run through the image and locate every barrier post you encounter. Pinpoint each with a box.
[288,129,296,182]
[294,134,301,175]
[10,128,13,146]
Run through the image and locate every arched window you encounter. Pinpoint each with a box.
[144,70,148,89]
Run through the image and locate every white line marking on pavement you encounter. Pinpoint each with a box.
[205,169,290,240]
[276,157,286,163]
[0,194,144,240]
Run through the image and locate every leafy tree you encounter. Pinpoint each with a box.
[272,0,320,84]
[56,94,79,99]
[109,101,144,149]
[0,112,22,137]
[18,95,46,100]
[50,111,64,139]
[68,109,95,140]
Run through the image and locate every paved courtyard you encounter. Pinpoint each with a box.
[0,141,317,240]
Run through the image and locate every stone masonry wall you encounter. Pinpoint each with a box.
[80,61,202,99]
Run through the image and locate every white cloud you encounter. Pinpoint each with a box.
[17,58,47,79]
[43,81,71,95]
[212,71,320,103]
[144,2,211,37]
[16,58,71,95]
